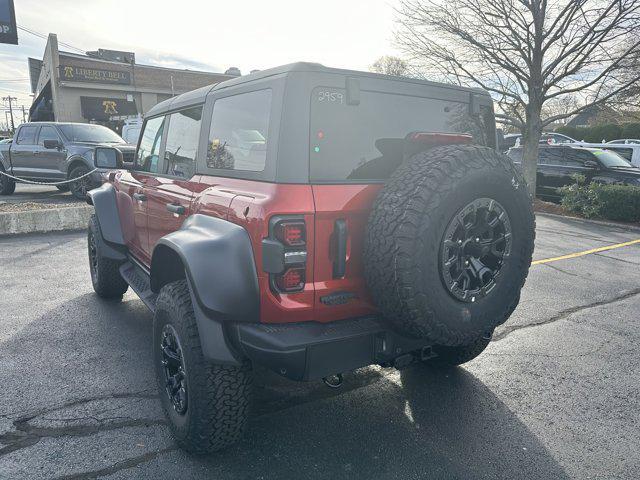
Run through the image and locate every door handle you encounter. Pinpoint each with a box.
[166,203,186,215]
[133,192,146,201]
[332,219,348,279]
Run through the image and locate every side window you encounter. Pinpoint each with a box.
[607,147,633,162]
[163,106,202,178]
[38,126,60,145]
[16,126,38,145]
[564,149,593,167]
[207,89,272,172]
[542,148,564,165]
[136,116,165,173]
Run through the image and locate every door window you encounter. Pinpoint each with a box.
[38,126,60,145]
[206,89,272,172]
[16,126,38,145]
[163,106,202,178]
[136,116,165,173]
[564,149,593,167]
[539,148,563,165]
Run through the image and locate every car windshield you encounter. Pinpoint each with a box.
[59,124,125,144]
[592,149,635,168]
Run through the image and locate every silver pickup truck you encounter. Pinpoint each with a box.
[0,122,135,199]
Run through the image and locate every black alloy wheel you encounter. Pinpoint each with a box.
[160,324,188,416]
[70,165,92,199]
[440,197,512,303]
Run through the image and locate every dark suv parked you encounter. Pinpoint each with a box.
[87,63,535,453]
[508,145,640,201]
[0,122,135,199]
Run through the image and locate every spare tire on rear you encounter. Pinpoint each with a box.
[364,144,535,346]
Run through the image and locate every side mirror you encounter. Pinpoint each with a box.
[43,139,61,150]
[94,147,123,169]
[583,160,599,169]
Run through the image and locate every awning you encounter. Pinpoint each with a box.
[80,96,138,121]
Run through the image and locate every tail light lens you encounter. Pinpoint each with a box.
[275,221,306,247]
[269,218,307,293]
[275,267,305,292]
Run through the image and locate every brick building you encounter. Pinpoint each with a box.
[28,33,236,134]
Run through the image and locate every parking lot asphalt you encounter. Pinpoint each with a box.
[0,213,639,480]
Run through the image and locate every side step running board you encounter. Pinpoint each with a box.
[119,260,157,312]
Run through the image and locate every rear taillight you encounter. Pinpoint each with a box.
[275,267,305,292]
[275,221,306,247]
[263,217,308,293]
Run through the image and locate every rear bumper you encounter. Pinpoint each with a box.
[229,316,433,381]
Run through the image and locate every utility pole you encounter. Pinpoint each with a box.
[2,96,17,133]
[21,105,27,123]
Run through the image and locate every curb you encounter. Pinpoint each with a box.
[0,205,93,236]
[536,211,640,233]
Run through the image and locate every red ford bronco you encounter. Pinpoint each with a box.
[87,63,534,453]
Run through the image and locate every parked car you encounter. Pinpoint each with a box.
[87,62,535,453]
[0,138,11,144]
[508,145,640,201]
[573,141,640,168]
[607,139,640,145]
[500,132,576,152]
[0,122,136,198]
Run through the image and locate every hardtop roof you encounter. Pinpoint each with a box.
[146,62,489,117]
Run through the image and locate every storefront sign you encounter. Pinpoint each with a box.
[0,0,18,45]
[59,65,131,85]
[80,96,137,120]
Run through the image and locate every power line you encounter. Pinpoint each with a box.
[17,25,86,54]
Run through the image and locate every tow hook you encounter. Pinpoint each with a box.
[323,373,343,389]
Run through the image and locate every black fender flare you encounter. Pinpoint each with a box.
[86,183,126,260]
[150,215,259,365]
[151,214,260,323]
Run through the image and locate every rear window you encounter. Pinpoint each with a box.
[309,87,484,181]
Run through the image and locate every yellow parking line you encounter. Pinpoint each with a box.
[532,238,640,265]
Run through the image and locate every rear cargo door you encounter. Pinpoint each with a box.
[311,185,379,322]
[308,81,476,321]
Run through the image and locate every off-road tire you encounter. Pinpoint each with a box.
[56,184,70,192]
[430,333,492,367]
[154,280,252,454]
[69,164,93,200]
[88,214,128,299]
[364,145,535,345]
[0,166,16,195]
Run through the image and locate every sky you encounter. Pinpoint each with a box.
[0,0,401,126]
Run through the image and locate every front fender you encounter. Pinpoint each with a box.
[87,183,126,260]
[152,214,260,323]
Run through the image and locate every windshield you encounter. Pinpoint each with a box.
[59,124,125,144]
[593,149,635,168]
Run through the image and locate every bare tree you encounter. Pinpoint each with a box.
[396,0,640,194]
[371,55,410,76]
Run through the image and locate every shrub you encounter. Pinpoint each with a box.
[555,123,640,143]
[559,177,640,222]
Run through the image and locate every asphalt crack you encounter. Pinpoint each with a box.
[494,287,640,342]
[0,391,161,457]
[51,447,177,480]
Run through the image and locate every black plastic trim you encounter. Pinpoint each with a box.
[152,214,259,323]
[231,316,432,381]
[332,219,347,279]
